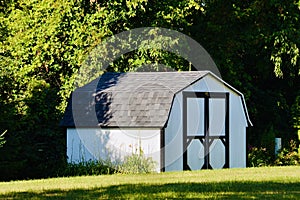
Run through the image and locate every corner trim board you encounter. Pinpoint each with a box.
[160,128,165,172]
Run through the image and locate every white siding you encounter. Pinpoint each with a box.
[67,128,161,172]
[164,93,183,171]
[164,74,247,171]
[229,96,247,168]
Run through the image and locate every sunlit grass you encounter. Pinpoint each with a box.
[0,166,299,199]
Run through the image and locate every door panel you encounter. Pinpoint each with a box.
[187,139,205,170]
[209,139,226,169]
[209,98,226,136]
[187,98,205,136]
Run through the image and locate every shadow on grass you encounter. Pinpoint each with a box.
[1,181,300,199]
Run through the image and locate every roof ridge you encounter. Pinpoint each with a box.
[103,71,209,74]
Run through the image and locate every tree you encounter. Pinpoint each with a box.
[0,0,203,180]
[187,0,300,149]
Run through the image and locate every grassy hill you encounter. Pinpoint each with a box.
[0,166,299,199]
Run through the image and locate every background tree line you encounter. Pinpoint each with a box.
[0,0,299,180]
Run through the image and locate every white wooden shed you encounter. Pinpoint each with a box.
[61,71,252,172]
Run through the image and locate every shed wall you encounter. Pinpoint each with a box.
[164,75,247,171]
[67,128,161,172]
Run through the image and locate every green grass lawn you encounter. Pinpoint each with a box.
[0,166,299,199]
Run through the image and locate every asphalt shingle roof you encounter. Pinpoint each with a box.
[61,71,210,128]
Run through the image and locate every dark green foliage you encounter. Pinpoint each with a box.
[292,94,300,132]
[0,130,5,148]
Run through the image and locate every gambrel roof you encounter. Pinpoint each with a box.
[60,71,251,128]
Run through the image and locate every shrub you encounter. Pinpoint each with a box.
[117,145,156,174]
[117,153,156,174]
[59,159,116,177]
[274,140,300,166]
[58,146,156,176]
[248,146,273,167]
[248,140,300,167]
